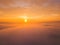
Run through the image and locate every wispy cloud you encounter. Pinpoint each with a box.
[0,0,60,17]
[0,0,60,8]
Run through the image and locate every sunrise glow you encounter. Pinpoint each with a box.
[19,16,28,23]
[24,16,28,23]
[0,0,60,45]
[24,19,27,23]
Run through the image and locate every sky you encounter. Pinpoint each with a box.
[0,0,60,21]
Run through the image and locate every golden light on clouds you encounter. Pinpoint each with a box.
[18,15,28,23]
[22,16,28,23]
[0,0,60,22]
[25,19,27,23]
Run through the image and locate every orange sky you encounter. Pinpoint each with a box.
[0,0,60,22]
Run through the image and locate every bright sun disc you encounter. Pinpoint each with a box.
[23,16,28,23]
[25,19,27,23]
[24,16,28,23]
[18,16,28,23]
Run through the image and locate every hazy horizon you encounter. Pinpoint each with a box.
[0,0,60,45]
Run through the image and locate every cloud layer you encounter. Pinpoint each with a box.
[0,0,60,18]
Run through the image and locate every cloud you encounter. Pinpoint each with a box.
[0,23,15,30]
[0,0,31,8]
[0,0,60,17]
[9,1,31,8]
[0,0,60,8]
[0,25,13,30]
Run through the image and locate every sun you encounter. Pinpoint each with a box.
[24,19,27,23]
[23,16,28,23]
[18,15,28,23]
